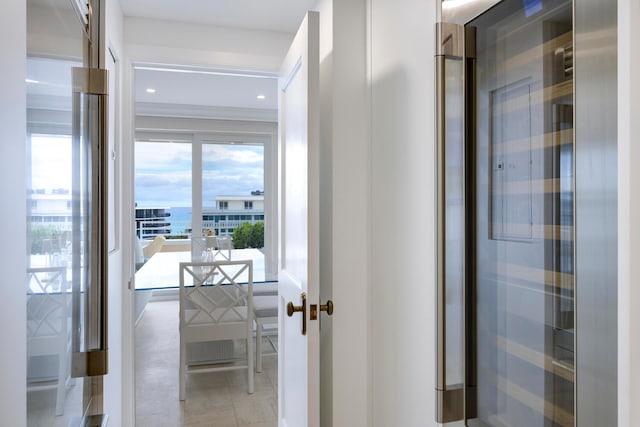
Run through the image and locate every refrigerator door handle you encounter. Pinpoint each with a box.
[71,67,109,378]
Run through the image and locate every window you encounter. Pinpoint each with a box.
[244,201,253,210]
[135,141,192,239]
[219,201,228,210]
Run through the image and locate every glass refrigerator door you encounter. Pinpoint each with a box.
[26,0,108,425]
[468,1,574,426]
[437,0,574,425]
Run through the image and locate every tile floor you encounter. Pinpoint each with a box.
[135,300,278,427]
[26,377,83,427]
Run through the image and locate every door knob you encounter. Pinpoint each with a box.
[286,292,306,335]
[310,300,334,323]
[320,300,333,316]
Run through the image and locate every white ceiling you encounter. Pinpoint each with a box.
[27,1,314,118]
[120,0,316,33]
[124,1,316,118]
[135,68,278,112]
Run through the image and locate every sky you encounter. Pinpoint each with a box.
[28,136,264,209]
[135,141,264,208]
[30,135,71,191]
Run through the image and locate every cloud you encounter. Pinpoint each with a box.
[136,142,264,207]
[135,142,192,170]
[203,145,263,168]
[30,135,72,190]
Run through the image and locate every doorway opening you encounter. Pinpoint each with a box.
[131,65,279,426]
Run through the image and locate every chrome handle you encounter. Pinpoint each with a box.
[71,67,109,378]
[436,53,447,394]
[435,21,471,424]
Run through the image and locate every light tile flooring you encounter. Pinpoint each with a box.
[136,300,278,427]
[27,377,83,427]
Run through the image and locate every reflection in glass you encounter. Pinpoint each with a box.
[468,0,574,426]
[27,0,90,421]
[444,58,465,387]
[26,59,86,427]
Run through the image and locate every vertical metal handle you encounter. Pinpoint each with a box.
[435,22,469,424]
[71,67,109,378]
[436,53,447,394]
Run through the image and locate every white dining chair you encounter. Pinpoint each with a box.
[253,295,278,373]
[26,267,71,415]
[179,259,254,399]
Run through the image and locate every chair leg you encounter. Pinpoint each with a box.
[247,332,255,394]
[179,340,186,400]
[256,321,263,373]
[55,348,66,416]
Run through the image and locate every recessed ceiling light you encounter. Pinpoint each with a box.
[25,79,39,84]
[257,94,266,100]
[442,0,476,10]
[146,88,156,93]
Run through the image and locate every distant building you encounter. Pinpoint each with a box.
[135,207,171,239]
[203,193,264,236]
[28,189,72,231]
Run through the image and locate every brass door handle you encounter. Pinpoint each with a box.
[310,300,334,323]
[286,292,306,335]
[320,300,334,316]
[286,301,302,316]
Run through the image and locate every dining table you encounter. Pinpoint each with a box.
[134,248,268,290]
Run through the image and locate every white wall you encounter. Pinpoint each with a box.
[316,0,437,424]
[370,0,436,425]
[317,2,334,425]
[618,0,639,425]
[316,0,373,426]
[0,2,26,426]
[104,0,128,425]
[125,17,292,71]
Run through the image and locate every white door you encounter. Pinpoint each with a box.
[278,11,321,427]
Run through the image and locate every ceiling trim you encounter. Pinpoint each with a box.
[133,63,279,79]
[135,102,277,122]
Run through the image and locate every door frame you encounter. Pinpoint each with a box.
[123,61,280,421]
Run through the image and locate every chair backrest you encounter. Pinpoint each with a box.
[192,236,230,262]
[143,235,166,259]
[27,267,69,339]
[179,260,253,328]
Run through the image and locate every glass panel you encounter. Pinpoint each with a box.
[201,143,264,238]
[201,142,266,280]
[134,141,193,242]
[135,141,192,276]
[468,0,574,426]
[26,0,88,422]
[444,58,465,388]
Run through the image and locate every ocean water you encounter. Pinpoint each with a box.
[168,206,192,235]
